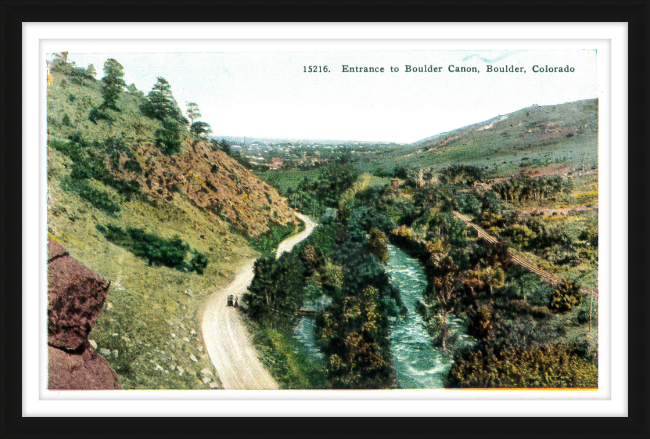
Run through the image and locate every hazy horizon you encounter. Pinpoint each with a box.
[56,50,598,143]
[210,97,597,145]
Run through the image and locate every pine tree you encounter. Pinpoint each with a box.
[86,64,96,78]
[154,120,183,155]
[126,83,144,97]
[186,102,201,124]
[53,52,68,67]
[100,58,126,110]
[190,121,212,139]
[219,139,231,155]
[141,77,187,124]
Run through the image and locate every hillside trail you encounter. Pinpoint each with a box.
[452,211,598,296]
[201,213,317,390]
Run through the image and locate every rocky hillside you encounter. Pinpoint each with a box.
[112,139,295,236]
[47,67,295,236]
[46,57,299,389]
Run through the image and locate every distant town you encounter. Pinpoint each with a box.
[214,136,399,171]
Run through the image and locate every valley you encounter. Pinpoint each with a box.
[46,53,598,390]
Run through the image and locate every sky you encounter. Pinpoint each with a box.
[60,50,598,143]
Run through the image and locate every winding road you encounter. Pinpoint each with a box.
[201,213,317,390]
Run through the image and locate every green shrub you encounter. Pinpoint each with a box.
[579,222,598,247]
[88,107,114,124]
[62,177,121,215]
[154,120,183,155]
[506,225,537,246]
[549,280,583,312]
[393,166,409,179]
[247,220,297,254]
[454,192,483,217]
[575,308,590,325]
[124,159,143,175]
[187,251,208,274]
[525,280,553,307]
[446,344,597,388]
[493,175,572,202]
[439,164,487,185]
[95,224,208,274]
[76,183,120,214]
[50,135,143,200]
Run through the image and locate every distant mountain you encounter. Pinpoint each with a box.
[354,99,598,176]
[414,99,597,149]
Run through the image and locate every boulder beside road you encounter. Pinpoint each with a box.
[48,342,121,390]
[47,239,122,390]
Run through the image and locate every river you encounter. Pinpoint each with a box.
[294,313,325,362]
[292,243,456,389]
[385,243,453,389]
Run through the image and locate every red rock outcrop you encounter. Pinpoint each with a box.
[48,240,110,350]
[48,342,121,390]
[47,239,121,390]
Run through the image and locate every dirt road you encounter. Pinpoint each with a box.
[276,214,318,258]
[201,213,317,390]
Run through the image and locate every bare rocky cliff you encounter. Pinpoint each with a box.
[107,140,296,236]
[48,239,121,390]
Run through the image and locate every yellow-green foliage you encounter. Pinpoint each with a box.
[391,225,413,239]
[48,147,257,389]
[508,224,537,246]
[323,285,392,389]
[535,211,599,289]
[424,239,443,254]
[367,228,389,263]
[549,280,583,312]
[252,321,328,389]
[446,345,597,388]
[321,262,344,290]
[47,70,169,146]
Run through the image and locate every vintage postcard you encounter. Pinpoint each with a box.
[45,45,600,392]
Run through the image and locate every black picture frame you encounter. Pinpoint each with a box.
[2,1,649,438]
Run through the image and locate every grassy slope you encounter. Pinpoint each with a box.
[49,71,296,237]
[353,99,598,176]
[247,321,328,389]
[255,168,322,195]
[257,168,391,195]
[48,71,161,145]
[47,69,294,389]
[49,144,259,389]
